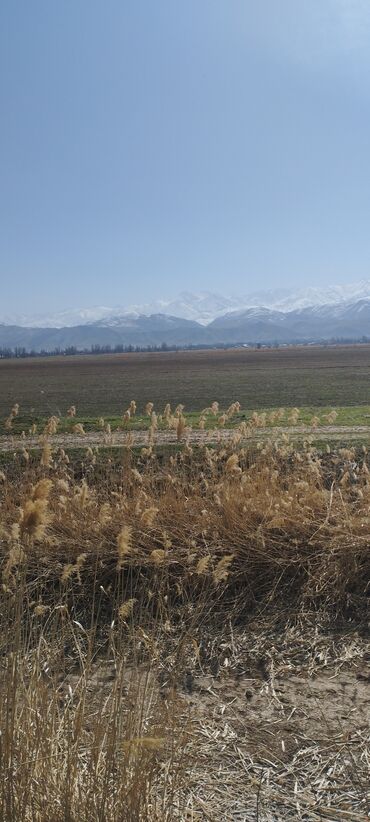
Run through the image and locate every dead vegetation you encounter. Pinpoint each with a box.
[0,402,369,820]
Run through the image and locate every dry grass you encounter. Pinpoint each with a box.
[0,402,369,820]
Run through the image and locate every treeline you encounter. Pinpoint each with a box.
[0,336,369,360]
[0,342,232,359]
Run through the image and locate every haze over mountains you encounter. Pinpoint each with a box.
[1,281,370,352]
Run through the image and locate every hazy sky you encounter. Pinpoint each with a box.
[2,1,370,315]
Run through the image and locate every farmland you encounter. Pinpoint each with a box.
[1,344,370,420]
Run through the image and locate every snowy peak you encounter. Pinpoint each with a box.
[1,296,370,351]
[3,280,370,328]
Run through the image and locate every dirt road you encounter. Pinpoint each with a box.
[1,424,369,453]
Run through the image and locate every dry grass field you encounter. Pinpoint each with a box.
[0,350,369,820]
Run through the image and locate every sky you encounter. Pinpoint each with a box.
[1,0,370,316]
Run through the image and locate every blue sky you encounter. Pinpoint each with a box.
[1,1,370,314]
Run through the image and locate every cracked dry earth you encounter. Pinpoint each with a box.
[62,627,370,821]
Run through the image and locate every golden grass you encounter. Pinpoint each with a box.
[0,400,369,819]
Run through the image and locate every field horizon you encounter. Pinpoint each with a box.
[1,344,370,420]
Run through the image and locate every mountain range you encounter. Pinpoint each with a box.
[1,282,370,352]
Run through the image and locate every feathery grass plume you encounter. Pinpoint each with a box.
[29,422,37,435]
[129,400,137,416]
[226,401,240,420]
[40,442,52,468]
[20,498,50,541]
[67,405,76,417]
[340,471,350,487]
[162,530,172,549]
[288,408,300,425]
[250,411,259,427]
[44,415,59,435]
[166,414,177,430]
[57,478,69,493]
[175,404,184,417]
[98,416,105,429]
[33,603,50,617]
[58,447,69,464]
[325,409,338,424]
[76,480,89,509]
[147,425,155,446]
[145,402,154,416]
[131,468,143,484]
[213,554,234,584]
[117,525,133,567]
[225,454,241,474]
[238,421,247,437]
[99,502,111,525]
[195,555,211,575]
[2,545,26,582]
[151,411,158,430]
[141,507,159,527]
[218,414,227,427]
[310,415,320,429]
[338,447,355,459]
[150,548,166,564]
[163,403,171,419]
[21,448,29,463]
[10,522,20,541]
[32,479,53,500]
[61,552,87,584]
[198,415,206,429]
[4,402,19,429]
[231,428,242,448]
[73,423,86,436]
[123,410,131,424]
[210,401,219,415]
[118,598,137,620]
[176,415,186,441]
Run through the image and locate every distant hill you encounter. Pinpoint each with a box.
[4,280,370,329]
[0,298,370,353]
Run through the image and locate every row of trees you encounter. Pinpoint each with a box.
[0,336,369,360]
[0,342,224,359]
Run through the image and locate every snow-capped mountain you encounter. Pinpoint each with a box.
[245,281,370,312]
[3,281,370,328]
[1,296,370,352]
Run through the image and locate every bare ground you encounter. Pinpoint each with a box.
[60,625,370,821]
[179,627,370,821]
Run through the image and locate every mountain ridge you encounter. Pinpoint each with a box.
[1,297,370,352]
[4,280,370,328]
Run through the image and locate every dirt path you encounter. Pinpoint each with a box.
[0,424,369,453]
